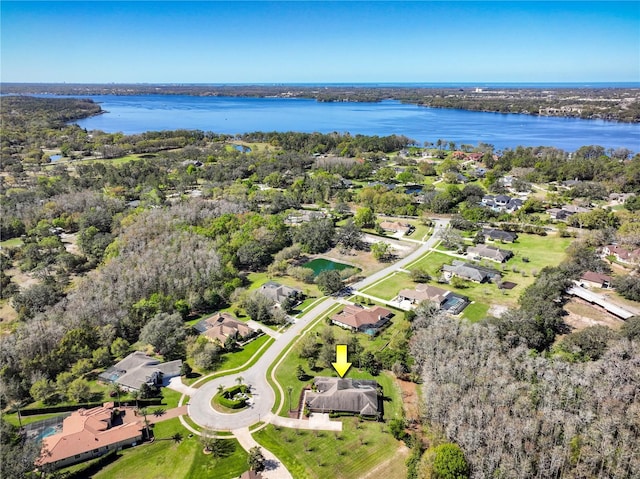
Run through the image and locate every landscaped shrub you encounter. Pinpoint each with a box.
[215,385,249,409]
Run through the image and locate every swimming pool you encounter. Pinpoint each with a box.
[35,426,60,442]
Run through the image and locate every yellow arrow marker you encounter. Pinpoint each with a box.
[332,344,352,378]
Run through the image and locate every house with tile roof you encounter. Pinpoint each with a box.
[194,312,255,345]
[331,304,393,335]
[306,377,380,417]
[98,352,182,392]
[36,403,143,470]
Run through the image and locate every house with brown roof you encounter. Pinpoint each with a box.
[602,244,640,265]
[331,304,393,335]
[36,403,143,470]
[579,271,613,289]
[397,283,469,314]
[194,312,255,345]
[398,284,450,305]
[379,221,413,235]
[306,377,380,417]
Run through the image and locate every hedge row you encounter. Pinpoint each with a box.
[20,397,162,416]
[20,402,104,416]
[215,385,249,409]
[216,395,246,409]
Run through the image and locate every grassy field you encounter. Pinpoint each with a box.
[360,272,413,301]
[90,418,248,479]
[218,335,273,372]
[461,302,491,322]
[254,416,403,479]
[0,237,23,248]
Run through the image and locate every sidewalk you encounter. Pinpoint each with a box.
[233,427,293,479]
[147,405,188,424]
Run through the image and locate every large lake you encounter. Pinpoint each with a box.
[70,95,640,151]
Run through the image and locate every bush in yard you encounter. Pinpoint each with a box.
[316,270,344,295]
[420,443,470,479]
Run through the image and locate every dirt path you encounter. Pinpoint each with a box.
[398,378,420,423]
[564,298,625,332]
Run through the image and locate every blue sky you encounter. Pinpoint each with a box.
[1,1,639,83]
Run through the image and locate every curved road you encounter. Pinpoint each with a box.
[187,218,449,430]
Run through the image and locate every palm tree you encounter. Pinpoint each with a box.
[111,384,122,407]
[217,384,224,396]
[287,386,293,412]
[131,389,139,409]
[139,407,151,439]
[235,376,244,387]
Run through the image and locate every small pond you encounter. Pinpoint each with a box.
[303,258,358,276]
[49,154,63,162]
[232,144,252,153]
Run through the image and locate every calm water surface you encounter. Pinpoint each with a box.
[72,95,640,151]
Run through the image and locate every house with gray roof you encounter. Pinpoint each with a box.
[482,228,518,243]
[98,352,182,392]
[467,244,513,263]
[443,260,502,283]
[259,281,303,305]
[305,377,380,417]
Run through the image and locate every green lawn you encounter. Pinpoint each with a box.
[393,233,573,309]
[161,388,184,409]
[0,237,22,248]
[189,336,275,388]
[254,418,402,479]
[90,418,248,479]
[461,302,490,322]
[360,272,413,301]
[218,335,272,372]
[2,411,65,427]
